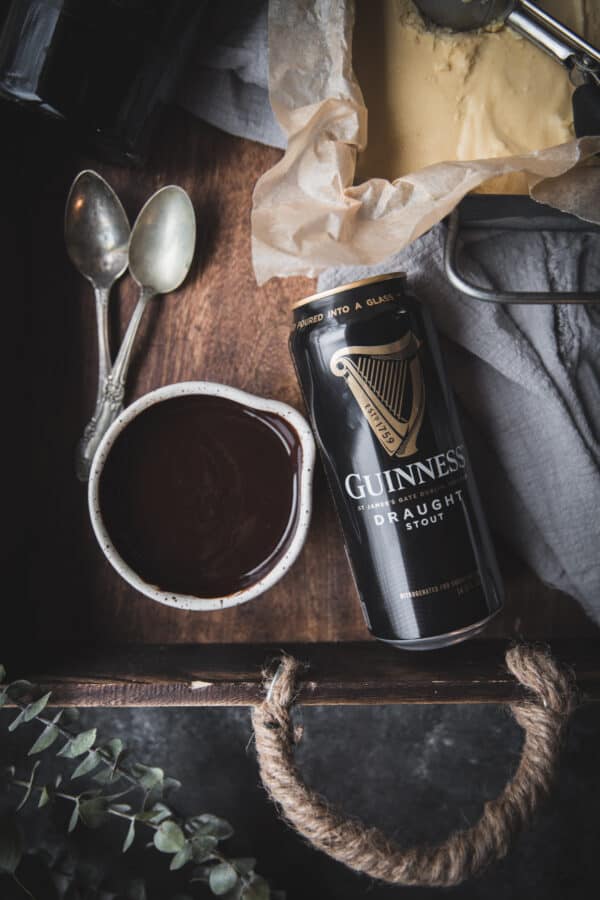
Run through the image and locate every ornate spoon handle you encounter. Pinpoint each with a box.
[76,287,154,481]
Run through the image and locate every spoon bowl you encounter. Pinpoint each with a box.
[65,170,130,289]
[129,185,196,294]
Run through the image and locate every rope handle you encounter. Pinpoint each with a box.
[252,644,576,887]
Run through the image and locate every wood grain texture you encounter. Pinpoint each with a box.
[1,101,598,703]
[12,641,600,706]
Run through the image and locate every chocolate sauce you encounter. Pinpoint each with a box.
[99,395,302,598]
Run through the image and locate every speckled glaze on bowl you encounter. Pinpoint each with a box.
[88,381,316,611]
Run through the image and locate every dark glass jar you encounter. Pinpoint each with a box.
[0,0,206,164]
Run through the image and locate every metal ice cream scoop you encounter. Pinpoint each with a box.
[413,1,600,80]
[413,0,600,135]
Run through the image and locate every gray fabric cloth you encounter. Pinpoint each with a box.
[177,2,286,149]
[178,1,600,625]
[317,230,600,625]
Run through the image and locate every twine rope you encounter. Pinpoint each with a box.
[251,644,576,887]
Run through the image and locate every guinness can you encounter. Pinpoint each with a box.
[290,273,503,650]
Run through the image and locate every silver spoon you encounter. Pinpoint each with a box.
[65,170,130,479]
[77,185,196,479]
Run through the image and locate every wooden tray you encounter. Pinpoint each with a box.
[3,104,599,706]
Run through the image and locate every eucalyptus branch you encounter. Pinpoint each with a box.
[8,694,178,810]
[0,666,276,900]
[21,707,144,794]
[9,777,253,891]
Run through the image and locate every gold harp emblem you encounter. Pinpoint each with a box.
[330,333,425,458]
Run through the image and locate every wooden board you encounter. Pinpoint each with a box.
[2,102,599,703]
[13,641,600,706]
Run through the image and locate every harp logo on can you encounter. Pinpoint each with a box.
[330,334,425,458]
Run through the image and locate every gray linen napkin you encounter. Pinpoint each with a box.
[178,2,600,625]
[317,229,600,626]
[177,1,286,150]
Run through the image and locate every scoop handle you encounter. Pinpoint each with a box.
[516,1,600,68]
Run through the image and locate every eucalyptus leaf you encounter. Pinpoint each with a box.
[191,864,212,882]
[58,728,97,759]
[8,708,27,732]
[103,738,124,759]
[0,664,6,683]
[79,797,110,829]
[163,776,182,796]
[93,766,118,785]
[122,819,136,853]
[68,803,80,834]
[72,751,101,779]
[190,834,218,863]
[0,817,22,874]
[146,803,172,825]
[145,783,166,809]
[131,764,163,791]
[170,841,192,871]
[6,680,35,702]
[232,859,257,877]
[131,763,165,809]
[23,691,52,721]
[188,814,234,841]
[209,862,239,896]
[29,721,61,755]
[61,708,80,726]
[0,689,7,708]
[97,739,126,781]
[146,785,165,810]
[16,760,41,811]
[242,876,270,900]
[38,786,52,808]
[153,821,186,854]
[135,807,169,825]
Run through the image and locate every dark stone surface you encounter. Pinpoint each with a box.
[1,701,599,898]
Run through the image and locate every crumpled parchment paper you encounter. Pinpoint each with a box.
[251,0,600,285]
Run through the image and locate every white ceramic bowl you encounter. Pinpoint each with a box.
[88,381,316,611]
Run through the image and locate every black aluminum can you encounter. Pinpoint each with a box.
[290,273,503,650]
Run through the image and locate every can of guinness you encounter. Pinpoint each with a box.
[290,273,503,650]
